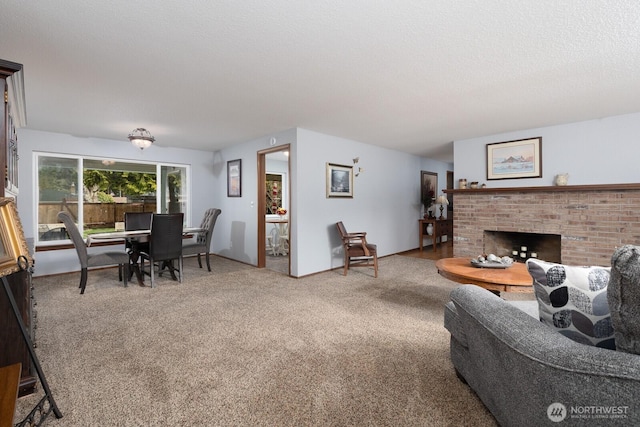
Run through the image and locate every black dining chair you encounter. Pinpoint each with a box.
[140,213,184,288]
[124,211,152,253]
[182,208,221,271]
[57,211,130,294]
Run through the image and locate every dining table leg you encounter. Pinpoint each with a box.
[127,240,146,287]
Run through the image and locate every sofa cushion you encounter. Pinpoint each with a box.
[526,258,615,349]
[608,245,640,355]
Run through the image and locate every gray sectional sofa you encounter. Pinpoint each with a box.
[444,284,640,426]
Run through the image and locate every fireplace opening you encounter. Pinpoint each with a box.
[483,231,561,263]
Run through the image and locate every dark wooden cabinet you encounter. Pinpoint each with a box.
[0,270,36,396]
[1,59,25,199]
[0,59,34,396]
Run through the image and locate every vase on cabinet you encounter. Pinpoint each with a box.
[426,223,434,236]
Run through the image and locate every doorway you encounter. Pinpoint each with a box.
[257,145,291,275]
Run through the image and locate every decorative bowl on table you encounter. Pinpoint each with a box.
[470,254,514,269]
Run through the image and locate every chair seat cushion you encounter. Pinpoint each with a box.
[348,243,377,257]
[87,252,130,267]
[182,243,207,256]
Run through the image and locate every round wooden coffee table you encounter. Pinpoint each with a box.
[436,257,533,293]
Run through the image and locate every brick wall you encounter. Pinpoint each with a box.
[451,185,640,266]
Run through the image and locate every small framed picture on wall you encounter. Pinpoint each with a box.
[326,163,353,198]
[227,159,242,197]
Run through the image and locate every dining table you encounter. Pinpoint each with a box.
[87,227,204,286]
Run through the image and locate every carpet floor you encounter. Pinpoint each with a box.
[16,255,499,426]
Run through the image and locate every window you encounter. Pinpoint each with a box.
[35,153,190,245]
[160,165,188,214]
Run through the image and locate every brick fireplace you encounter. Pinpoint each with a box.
[448,184,640,266]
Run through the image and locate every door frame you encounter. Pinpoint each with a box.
[257,145,291,271]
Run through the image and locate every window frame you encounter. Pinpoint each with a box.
[34,152,191,248]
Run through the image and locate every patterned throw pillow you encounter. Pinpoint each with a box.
[526,259,615,349]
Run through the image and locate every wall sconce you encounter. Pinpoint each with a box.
[353,157,364,177]
[128,128,155,150]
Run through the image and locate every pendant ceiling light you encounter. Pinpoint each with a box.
[128,127,155,150]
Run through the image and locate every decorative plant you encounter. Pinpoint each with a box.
[276,207,287,216]
[421,185,435,212]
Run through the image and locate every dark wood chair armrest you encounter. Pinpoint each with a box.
[345,235,370,256]
[345,232,367,238]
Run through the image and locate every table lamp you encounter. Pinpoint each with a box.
[436,194,449,220]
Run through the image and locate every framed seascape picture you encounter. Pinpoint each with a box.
[487,137,542,180]
[420,171,437,217]
[227,159,242,197]
[0,197,32,277]
[326,163,353,198]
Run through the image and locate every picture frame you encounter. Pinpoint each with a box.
[420,171,438,216]
[487,137,542,180]
[326,163,353,198]
[0,197,32,277]
[227,159,242,197]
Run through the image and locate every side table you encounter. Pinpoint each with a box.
[419,218,453,252]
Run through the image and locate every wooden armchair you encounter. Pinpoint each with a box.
[336,221,378,278]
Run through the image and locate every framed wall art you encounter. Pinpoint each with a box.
[487,137,542,180]
[326,163,353,198]
[0,197,32,277]
[420,171,437,216]
[227,159,242,197]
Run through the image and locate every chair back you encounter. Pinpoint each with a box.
[149,213,184,261]
[197,208,222,246]
[336,221,348,241]
[124,212,152,231]
[57,211,88,267]
[124,212,152,252]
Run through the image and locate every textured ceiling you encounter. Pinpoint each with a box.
[1,1,639,162]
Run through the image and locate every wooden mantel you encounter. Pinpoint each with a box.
[445,183,640,194]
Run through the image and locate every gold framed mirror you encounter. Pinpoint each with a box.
[0,197,32,277]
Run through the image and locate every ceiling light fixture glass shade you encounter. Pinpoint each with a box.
[128,127,155,150]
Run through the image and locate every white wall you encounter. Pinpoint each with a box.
[18,127,452,278]
[454,112,640,187]
[210,128,297,267]
[18,129,215,276]
[211,127,451,277]
[293,129,451,277]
